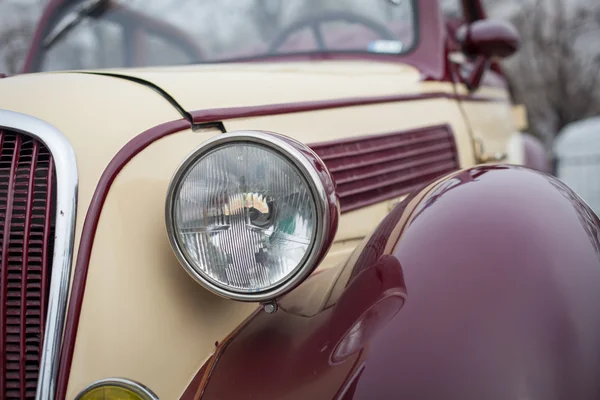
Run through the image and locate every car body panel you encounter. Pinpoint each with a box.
[0,61,520,398]
[77,60,516,169]
[195,166,600,399]
[0,72,181,250]
[457,92,518,157]
[86,61,425,110]
[64,125,260,399]
[0,0,555,398]
[50,70,478,399]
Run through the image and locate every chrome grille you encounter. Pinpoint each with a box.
[0,129,55,399]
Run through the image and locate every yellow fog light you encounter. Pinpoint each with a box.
[75,378,158,400]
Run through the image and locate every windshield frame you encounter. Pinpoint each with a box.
[23,0,447,79]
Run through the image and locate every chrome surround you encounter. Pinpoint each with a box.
[74,378,158,400]
[0,110,78,400]
[165,131,333,302]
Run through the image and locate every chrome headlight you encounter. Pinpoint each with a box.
[166,131,338,301]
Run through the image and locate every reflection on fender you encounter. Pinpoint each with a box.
[189,165,600,400]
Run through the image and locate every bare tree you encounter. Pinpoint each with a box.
[489,0,600,147]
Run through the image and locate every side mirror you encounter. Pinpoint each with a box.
[456,20,520,91]
[458,20,520,59]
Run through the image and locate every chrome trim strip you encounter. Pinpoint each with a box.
[74,378,159,400]
[165,131,334,302]
[0,110,78,400]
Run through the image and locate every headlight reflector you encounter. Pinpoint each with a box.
[166,131,338,301]
[174,143,315,291]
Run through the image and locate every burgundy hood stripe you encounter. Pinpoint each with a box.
[191,92,505,124]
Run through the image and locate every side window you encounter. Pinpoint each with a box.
[40,8,195,72]
[441,0,464,20]
[42,18,126,71]
[143,34,193,67]
[440,0,466,51]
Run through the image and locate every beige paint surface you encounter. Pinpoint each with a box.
[0,60,519,398]
[507,132,525,166]
[454,83,516,159]
[460,100,517,158]
[88,61,424,110]
[0,72,182,268]
[512,105,528,131]
[67,127,258,399]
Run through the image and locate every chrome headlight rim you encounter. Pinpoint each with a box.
[74,378,158,400]
[165,130,334,302]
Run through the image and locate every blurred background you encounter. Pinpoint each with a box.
[1,0,599,209]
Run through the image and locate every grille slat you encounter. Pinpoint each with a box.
[311,125,460,213]
[337,161,459,198]
[0,129,54,400]
[1,132,22,399]
[315,130,451,161]
[19,141,39,400]
[324,141,454,173]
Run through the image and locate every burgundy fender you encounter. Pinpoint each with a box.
[193,165,600,400]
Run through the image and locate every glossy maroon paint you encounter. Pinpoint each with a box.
[196,165,600,400]
[460,0,488,22]
[472,0,488,20]
[458,20,520,59]
[309,125,459,213]
[523,133,551,174]
[452,18,518,90]
[55,119,191,400]
[403,0,446,80]
[464,56,491,91]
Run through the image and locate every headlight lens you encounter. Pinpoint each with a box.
[75,379,157,400]
[166,131,338,301]
[174,143,315,291]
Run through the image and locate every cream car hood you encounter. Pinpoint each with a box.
[0,59,432,238]
[83,60,425,112]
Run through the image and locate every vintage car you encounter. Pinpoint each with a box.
[1,0,599,399]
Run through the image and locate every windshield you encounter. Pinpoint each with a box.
[38,0,417,71]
